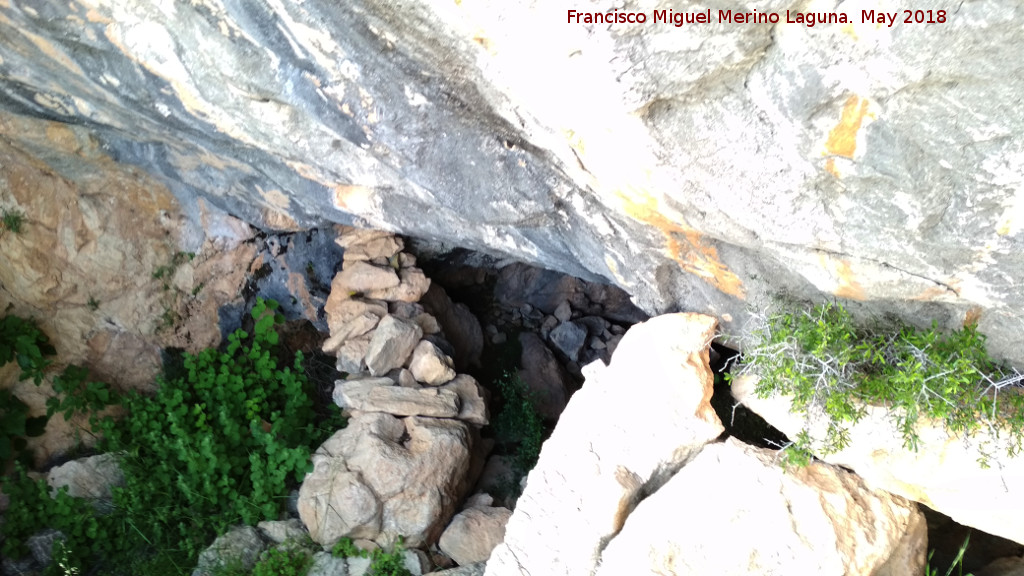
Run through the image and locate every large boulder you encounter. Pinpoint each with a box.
[2,0,1023,367]
[595,437,927,576]
[299,412,473,548]
[486,313,724,576]
[733,374,1024,546]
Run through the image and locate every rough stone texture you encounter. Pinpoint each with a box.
[333,262,401,294]
[336,336,372,375]
[486,314,724,576]
[439,506,512,567]
[366,267,431,303]
[365,316,424,376]
[337,227,405,262]
[733,374,1024,547]
[192,526,266,576]
[420,285,484,371]
[333,378,461,418]
[595,438,927,576]
[517,332,571,422]
[548,320,588,363]
[325,297,389,338]
[299,412,473,548]
[1,0,1024,367]
[46,453,123,500]
[439,374,489,426]
[308,552,350,576]
[409,340,457,386]
[256,519,307,545]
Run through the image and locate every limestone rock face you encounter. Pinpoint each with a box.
[486,313,724,576]
[2,0,1023,365]
[733,374,1024,546]
[595,438,927,576]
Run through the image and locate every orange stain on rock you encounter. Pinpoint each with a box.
[817,254,865,300]
[964,306,983,328]
[824,158,840,177]
[825,95,870,159]
[618,188,745,299]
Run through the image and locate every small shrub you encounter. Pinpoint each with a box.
[251,546,312,576]
[492,370,544,476]
[0,315,55,464]
[2,208,24,234]
[331,537,412,576]
[0,314,56,384]
[729,301,1024,467]
[1,298,344,575]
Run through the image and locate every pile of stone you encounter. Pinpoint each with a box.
[297,227,509,569]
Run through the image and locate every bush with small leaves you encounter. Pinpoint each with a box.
[1,298,345,575]
[729,301,1024,468]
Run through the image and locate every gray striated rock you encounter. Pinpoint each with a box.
[3,0,1024,372]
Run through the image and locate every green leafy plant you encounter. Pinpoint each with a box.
[46,365,113,422]
[1,314,56,384]
[729,301,1024,467]
[331,537,412,576]
[250,546,312,576]
[0,389,48,463]
[87,297,100,311]
[0,315,55,464]
[2,207,24,234]
[492,370,544,476]
[1,298,343,575]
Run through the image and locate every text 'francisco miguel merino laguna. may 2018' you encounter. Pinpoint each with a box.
[566,8,948,27]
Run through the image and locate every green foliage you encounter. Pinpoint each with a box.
[0,315,54,463]
[250,546,312,576]
[1,298,343,575]
[492,370,544,476]
[2,207,24,234]
[331,537,412,576]
[331,537,363,558]
[0,389,47,463]
[1,314,56,384]
[46,365,113,422]
[730,301,1024,467]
